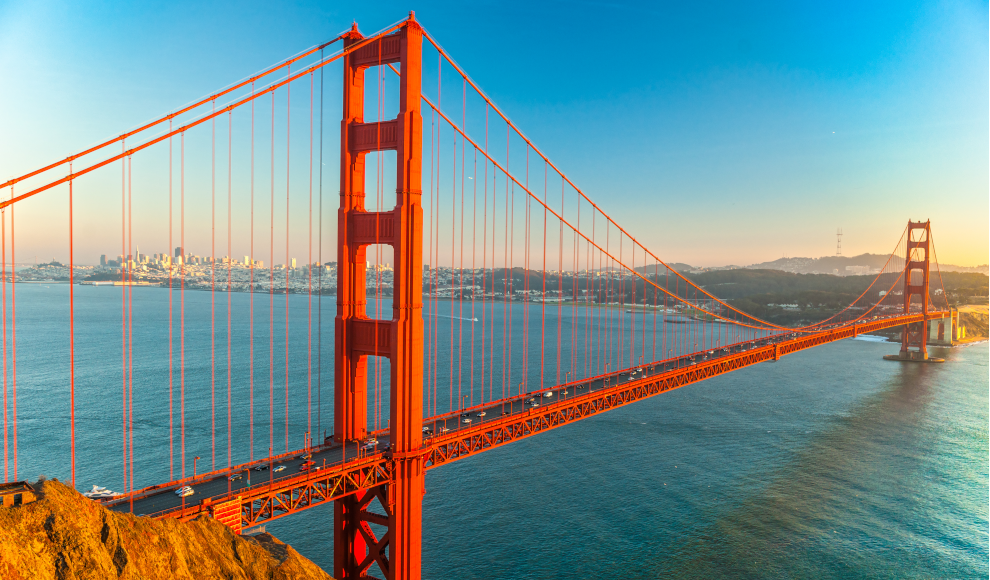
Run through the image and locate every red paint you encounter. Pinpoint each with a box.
[335,14,424,580]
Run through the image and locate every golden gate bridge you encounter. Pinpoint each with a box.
[0,13,953,580]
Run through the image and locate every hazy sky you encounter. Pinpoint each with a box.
[1,0,987,267]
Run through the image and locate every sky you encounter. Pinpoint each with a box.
[0,0,987,267]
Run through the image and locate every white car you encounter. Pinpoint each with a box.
[273,465,287,473]
[175,486,194,498]
[543,392,553,397]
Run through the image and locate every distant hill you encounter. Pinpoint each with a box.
[746,253,988,276]
[634,262,699,275]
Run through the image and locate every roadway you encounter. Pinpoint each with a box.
[105,329,800,518]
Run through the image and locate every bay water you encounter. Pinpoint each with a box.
[5,284,988,578]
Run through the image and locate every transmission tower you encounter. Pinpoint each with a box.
[836,228,843,256]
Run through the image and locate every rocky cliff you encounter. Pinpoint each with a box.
[0,479,333,580]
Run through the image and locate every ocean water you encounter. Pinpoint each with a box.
[4,284,988,578]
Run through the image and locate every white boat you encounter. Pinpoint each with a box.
[83,485,121,499]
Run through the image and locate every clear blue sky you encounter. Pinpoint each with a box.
[1,0,986,266]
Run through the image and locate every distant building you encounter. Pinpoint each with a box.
[175,247,183,258]
[100,255,107,266]
[291,258,296,269]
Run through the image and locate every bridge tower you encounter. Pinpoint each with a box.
[897,220,931,360]
[335,13,424,580]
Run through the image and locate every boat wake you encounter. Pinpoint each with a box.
[438,315,479,322]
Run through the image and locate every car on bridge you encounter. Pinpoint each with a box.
[174,486,194,498]
[299,461,316,472]
[273,465,287,473]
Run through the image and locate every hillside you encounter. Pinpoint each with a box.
[747,253,988,275]
[0,479,332,580]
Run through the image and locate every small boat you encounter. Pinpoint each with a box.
[83,485,121,499]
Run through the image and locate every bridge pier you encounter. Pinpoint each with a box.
[335,13,424,580]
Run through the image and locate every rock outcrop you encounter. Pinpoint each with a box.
[0,479,332,580]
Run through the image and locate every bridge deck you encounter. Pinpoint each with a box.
[105,312,939,530]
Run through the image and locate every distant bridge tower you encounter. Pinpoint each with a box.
[836,228,842,256]
[894,220,931,361]
[335,13,424,580]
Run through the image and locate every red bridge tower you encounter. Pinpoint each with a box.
[335,13,424,580]
[896,220,931,361]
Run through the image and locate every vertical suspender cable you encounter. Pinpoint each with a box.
[127,155,134,499]
[168,122,174,481]
[285,66,291,453]
[480,143,487,405]
[459,78,466,408]
[2,199,7,483]
[9,194,14,482]
[228,110,233,470]
[211,101,217,471]
[307,72,313,444]
[250,83,256,462]
[451,126,459,410]
[471,149,477,407]
[487,107,495,401]
[121,144,127,489]
[180,133,186,479]
[270,91,275,459]
[426,109,435,418]
[317,49,324,441]
[540,162,546,392]
[68,167,75,489]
